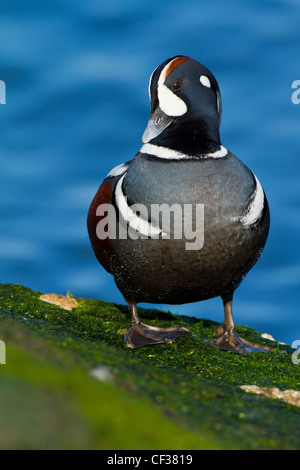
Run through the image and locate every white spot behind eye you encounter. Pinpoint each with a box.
[199,75,211,88]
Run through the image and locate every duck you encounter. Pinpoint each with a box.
[87,55,272,354]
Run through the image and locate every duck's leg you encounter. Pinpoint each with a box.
[204,292,275,354]
[124,301,188,349]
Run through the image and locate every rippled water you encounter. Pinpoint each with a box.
[1,0,300,345]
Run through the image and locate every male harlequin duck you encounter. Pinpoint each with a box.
[87,56,272,354]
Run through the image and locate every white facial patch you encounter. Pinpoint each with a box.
[157,60,187,117]
[199,75,211,88]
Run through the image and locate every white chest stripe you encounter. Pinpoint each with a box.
[106,162,129,178]
[115,174,164,237]
[233,174,265,227]
[140,143,228,160]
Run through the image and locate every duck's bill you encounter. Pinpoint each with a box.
[142,107,173,143]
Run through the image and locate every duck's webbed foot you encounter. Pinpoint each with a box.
[204,292,276,355]
[125,322,188,349]
[125,302,188,349]
[205,325,274,354]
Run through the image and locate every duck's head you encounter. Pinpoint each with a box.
[142,56,222,155]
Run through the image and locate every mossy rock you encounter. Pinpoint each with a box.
[0,283,299,450]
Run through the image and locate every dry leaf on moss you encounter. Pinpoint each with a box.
[39,293,79,311]
[241,385,300,407]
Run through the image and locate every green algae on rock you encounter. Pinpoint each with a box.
[0,283,299,450]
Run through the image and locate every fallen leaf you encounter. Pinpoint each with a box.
[39,293,79,311]
[240,385,300,407]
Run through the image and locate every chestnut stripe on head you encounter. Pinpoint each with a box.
[161,56,190,81]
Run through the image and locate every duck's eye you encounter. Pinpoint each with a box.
[171,80,183,92]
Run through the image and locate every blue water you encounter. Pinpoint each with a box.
[1,0,300,346]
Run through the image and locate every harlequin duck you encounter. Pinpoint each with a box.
[87,56,272,354]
